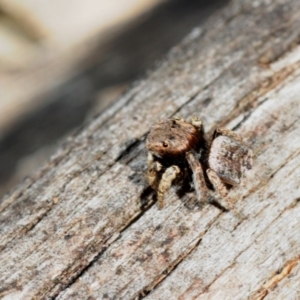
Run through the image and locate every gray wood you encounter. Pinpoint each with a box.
[1,0,300,299]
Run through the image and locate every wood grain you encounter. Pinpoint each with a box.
[1,0,300,299]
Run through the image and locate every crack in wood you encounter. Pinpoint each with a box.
[2,1,300,299]
[250,255,300,300]
[241,148,300,205]
[192,190,300,298]
[3,58,295,254]
[48,188,156,299]
[49,224,153,300]
[116,139,143,162]
[137,236,204,299]
[120,189,156,235]
[4,38,298,264]
[0,142,154,298]
[170,91,200,118]
[227,62,300,131]
[171,59,239,124]
[133,211,224,299]
[258,30,300,66]
[0,205,54,253]
[50,245,110,300]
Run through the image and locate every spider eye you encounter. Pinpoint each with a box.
[162,141,169,148]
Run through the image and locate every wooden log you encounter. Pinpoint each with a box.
[1,0,300,299]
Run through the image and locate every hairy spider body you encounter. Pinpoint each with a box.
[208,135,252,186]
[146,119,203,159]
[146,117,252,210]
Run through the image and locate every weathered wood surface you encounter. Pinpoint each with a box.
[1,0,300,299]
[0,0,223,198]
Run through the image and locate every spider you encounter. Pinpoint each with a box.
[146,116,252,210]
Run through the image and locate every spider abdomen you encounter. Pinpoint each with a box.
[208,135,252,186]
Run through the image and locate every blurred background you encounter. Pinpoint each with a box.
[0,0,227,197]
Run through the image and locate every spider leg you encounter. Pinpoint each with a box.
[214,127,243,142]
[206,169,228,198]
[172,116,185,122]
[190,116,203,132]
[157,165,180,209]
[147,152,163,189]
[207,169,241,216]
[186,151,209,204]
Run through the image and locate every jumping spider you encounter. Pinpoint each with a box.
[146,117,252,210]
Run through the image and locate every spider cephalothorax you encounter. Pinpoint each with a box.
[146,116,252,210]
[146,118,203,159]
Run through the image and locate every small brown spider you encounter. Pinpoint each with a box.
[146,116,252,210]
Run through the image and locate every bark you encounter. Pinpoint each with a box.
[1,0,300,299]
